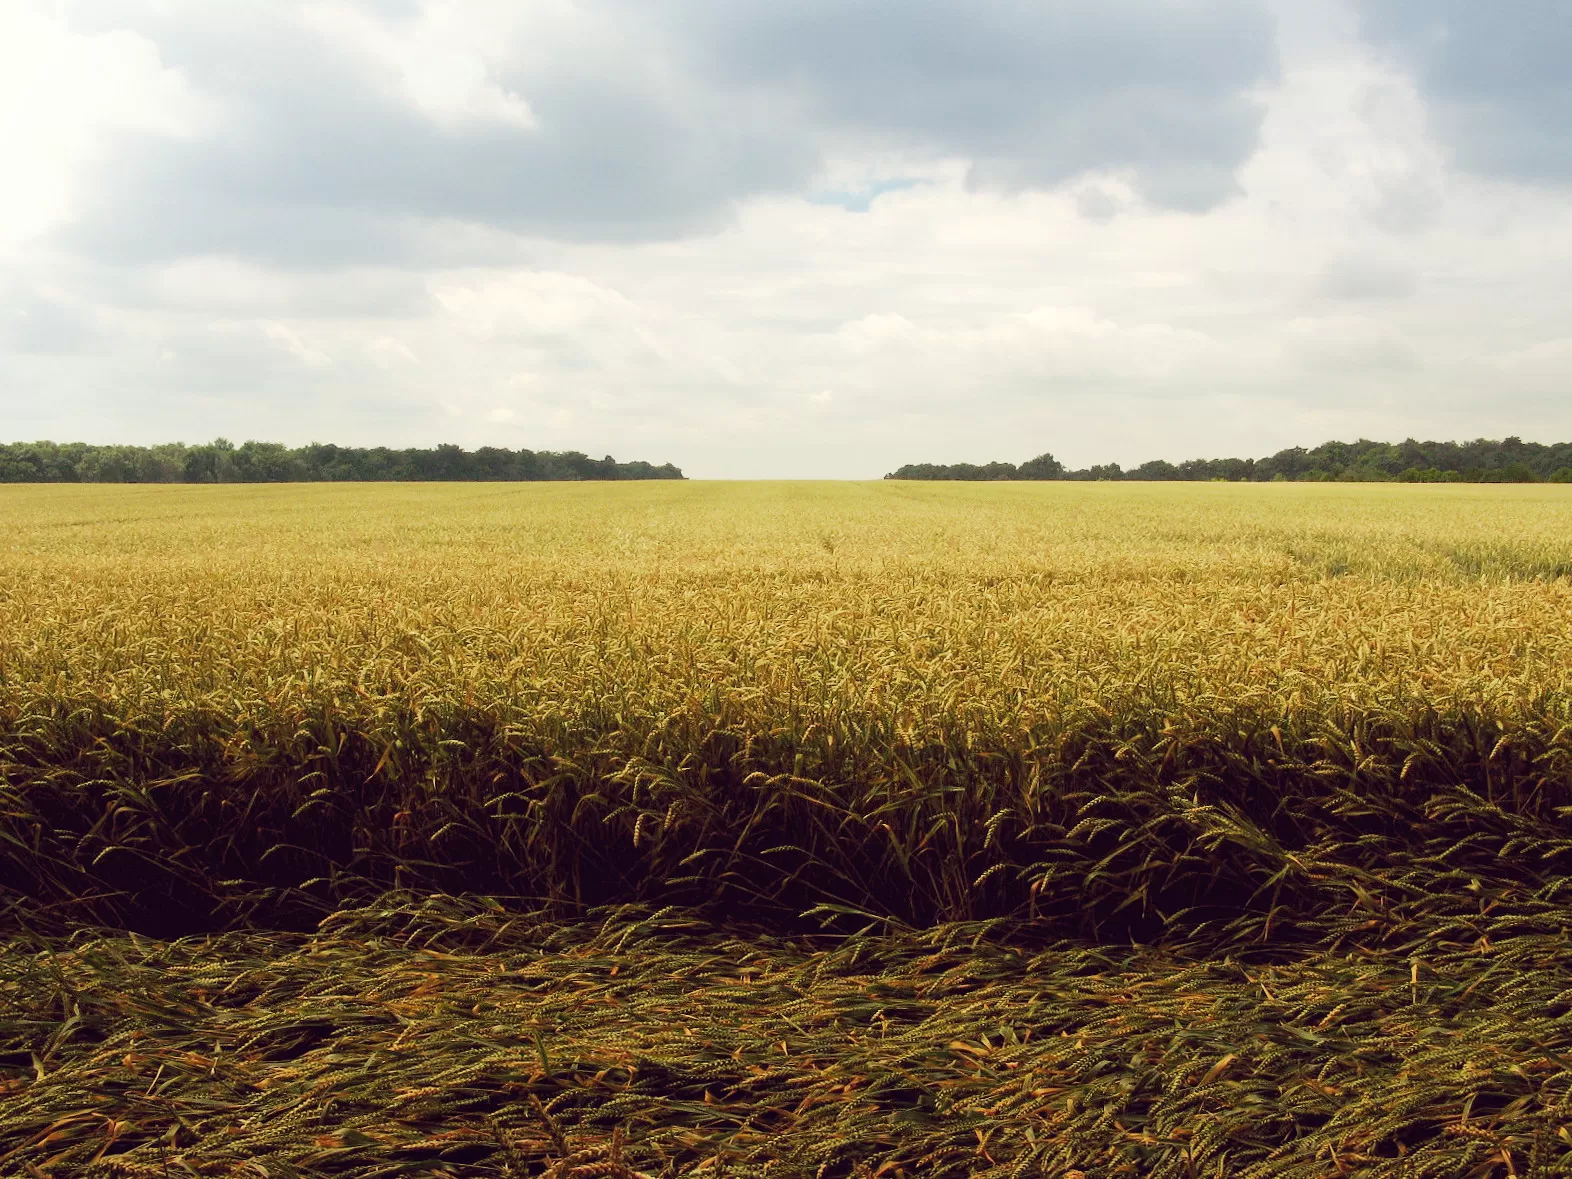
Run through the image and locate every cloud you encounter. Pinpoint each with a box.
[829,305,1246,415]
[1286,315,1418,373]
[6,1,1572,476]
[1497,337,1572,398]
[1312,256,1417,301]
[58,1,813,264]
[672,0,1279,211]
[1074,185,1127,222]
[260,322,334,368]
[807,179,925,214]
[1354,1,1572,185]
[0,288,102,355]
[0,4,212,251]
[368,337,419,368]
[50,0,1279,268]
[432,271,645,341]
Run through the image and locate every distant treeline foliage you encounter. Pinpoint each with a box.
[888,437,1572,483]
[0,439,685,483]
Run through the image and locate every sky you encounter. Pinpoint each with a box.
[2,1,1570,478]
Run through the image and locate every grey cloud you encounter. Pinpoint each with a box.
[65,2,813,265]
[1,292,102,355]
[1313,256,1418,302]
[664,0,1278,210]
[1356,1,1572,184]
[1074,185,1124,221]
[1289,316,1420,374]
[807,179,925,213]
[147,327,336,397]
[62,0,1277,267]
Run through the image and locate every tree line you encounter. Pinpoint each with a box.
[888,437,1572,484]
[0,439,685,483]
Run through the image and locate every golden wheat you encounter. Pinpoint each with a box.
[3,481,1572,1175]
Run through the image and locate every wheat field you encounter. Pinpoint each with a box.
[3,481,1572,1176]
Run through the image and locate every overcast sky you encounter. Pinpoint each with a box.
[3,1,1570,477]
